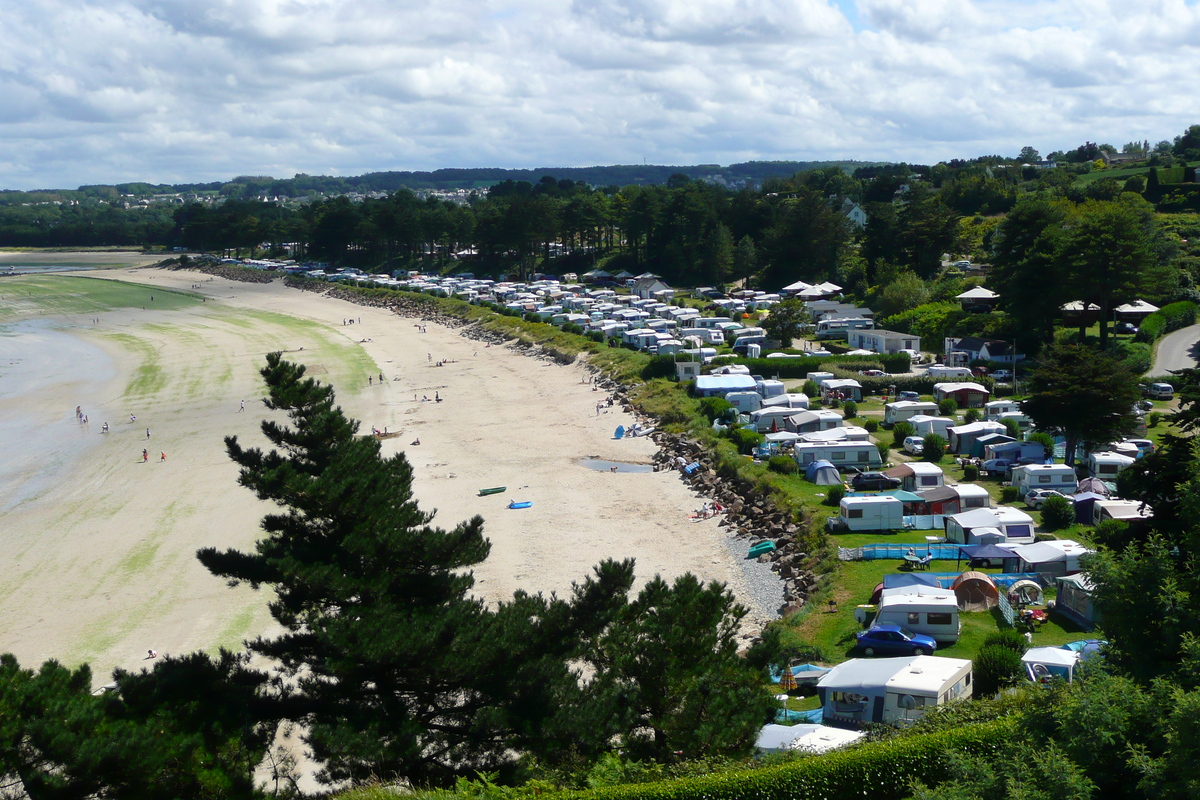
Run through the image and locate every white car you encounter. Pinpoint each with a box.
[952,260,972,268]
[991,369,1013,381]
[1025,489,1067,510]
[903,435,925,455]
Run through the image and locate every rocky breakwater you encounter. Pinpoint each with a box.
[649,431,824,619]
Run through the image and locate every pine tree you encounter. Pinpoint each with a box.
[196,354,621,786]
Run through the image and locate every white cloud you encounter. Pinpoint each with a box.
[0,0,1198,188]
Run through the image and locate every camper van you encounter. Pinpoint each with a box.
[908,415,954,438]
[983,400,1019,420]
[874,594,962,644]
[815,317,874,340]
[827,496,904,533]
[884,401,939,427]
[1147,382,1174,400]
[793,442,883,471]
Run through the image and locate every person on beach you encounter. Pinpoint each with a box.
[146,428,151,439]
[240,400,245,412]
[369,375,373,385]
[160,452,166,462]
[147,649,157,659]
[142,449,149,462]
[102,422,109,433]
[130,414,136,423]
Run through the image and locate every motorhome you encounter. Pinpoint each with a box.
[875,594,962,644]
[817,656,973,727]
[926,365,973,379]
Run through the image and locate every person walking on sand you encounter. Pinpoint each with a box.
[142,449,149,463]
[239,400,245,412]
[146,428,151,439]
[369,375,373,386]
[130,413,136,423]
[102,422,109,433]
[160,452,166,462]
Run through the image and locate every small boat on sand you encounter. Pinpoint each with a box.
[508,500,533,509]
[478,486,507,496]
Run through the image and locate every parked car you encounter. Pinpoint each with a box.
[991,369,1013,381]
[952,260,972,269]
[809,349,832,357]
[856,624,937,656]
[851,472,902,491]
[981,458,1015,476]
[1115,322,1139,334]
[1025,489,1067,509]
[860,369,887,377]
[897,390,921,402]
[903,435,925,456]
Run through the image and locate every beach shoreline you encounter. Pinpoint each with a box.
[0,268,773,686]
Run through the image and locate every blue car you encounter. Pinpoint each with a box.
[856,624,937,657]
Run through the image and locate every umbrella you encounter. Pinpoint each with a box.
[778,666,798,692]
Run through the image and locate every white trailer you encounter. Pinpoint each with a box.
[884,401,938,426]
[830,496,904,533]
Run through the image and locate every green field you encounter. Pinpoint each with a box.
[0,275,200,322]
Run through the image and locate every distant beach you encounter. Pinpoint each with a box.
[0,267,769,685]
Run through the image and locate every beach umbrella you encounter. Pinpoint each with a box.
[779,666,798,692]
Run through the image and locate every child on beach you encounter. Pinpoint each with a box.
[142,449,149,463]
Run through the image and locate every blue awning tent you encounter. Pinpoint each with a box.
[1071,492,1108,525]
[882,573,942,589]
[805,459,842,485]
[956,544,1016,567]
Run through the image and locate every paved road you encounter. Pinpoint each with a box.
[1149,322,1200,375]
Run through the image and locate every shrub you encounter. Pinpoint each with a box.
[963,408,981,423]
[864,419,879,433]
[983,629,1029,655]
[768,455,798,475]
[963,465,979,481]
[1039,494,1074,530]
[802,379,819,398]
[1149,411,1162,428]
[938,398,959,416]
[1000,418,1021,439]
[891,421,915,449]
[698,397,733,422]
[921,434,946,462]
[876,441,890,465]
[842,400,857,419]
[825,484,846,506]
[726,427,763,453]
[1001,486,1021,503]
[641,355,677,380]
[974,643,1024,698]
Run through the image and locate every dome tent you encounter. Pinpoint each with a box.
[951,571,1000,611]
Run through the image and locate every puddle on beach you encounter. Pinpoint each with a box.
[579,458,654,473]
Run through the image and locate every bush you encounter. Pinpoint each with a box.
[864,419,879,433]
[825,484,846,506]
[1039,494,1074,530]
[963,408,981,423]
[1001,486,1021,503]
[921,434,946,462]
[938,398,959,416]
[1000,418,1021,439]
[974,643,1024,698]
[768,455,798,475]
[698,397,733,422]
[891,421,915,449]
[983,629,1029,655]
[963,465,979,481]
[1149,411,1162,428]
[842,400,857,420]
[802,379,819,397]
[876,441,890,465]
[641,355,677,380]
[726,427,763,454]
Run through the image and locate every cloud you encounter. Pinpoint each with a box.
[0,0,1198,188]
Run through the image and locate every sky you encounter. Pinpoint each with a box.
[1,0,1198,190]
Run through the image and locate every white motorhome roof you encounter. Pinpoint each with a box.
[934,382,988,394]
[879,593,958,610]
[818,656,971,696]
[907,462,945,477]
[1006,540,1093,564]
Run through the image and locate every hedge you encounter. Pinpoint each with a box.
[712,353,910,379]
[538,720,1013,800]
[1136,300,1197,343]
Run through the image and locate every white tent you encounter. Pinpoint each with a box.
[1022,647,1081,683]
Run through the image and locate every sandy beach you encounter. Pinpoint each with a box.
[0,267,769,685]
